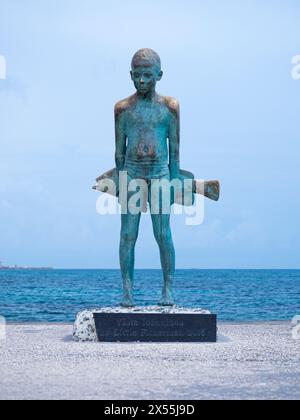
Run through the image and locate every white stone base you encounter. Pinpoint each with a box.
[73,306,211,342]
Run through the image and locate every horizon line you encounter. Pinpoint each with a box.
[36,267,300,270]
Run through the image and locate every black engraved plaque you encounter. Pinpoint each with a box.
[93,313,217,343]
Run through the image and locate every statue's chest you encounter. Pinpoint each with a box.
[127,106,168,129]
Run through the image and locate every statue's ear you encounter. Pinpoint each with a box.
[130,70,133,80]
[157,70,163,81]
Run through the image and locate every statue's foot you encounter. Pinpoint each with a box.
[158,291,175,307]
[121,295,135,308]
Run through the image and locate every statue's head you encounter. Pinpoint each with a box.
[131,48,163,95]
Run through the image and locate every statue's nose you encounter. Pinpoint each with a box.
[140,78,145,84]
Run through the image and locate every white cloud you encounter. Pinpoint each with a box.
[291,55,300,81]
[0,54,6,80]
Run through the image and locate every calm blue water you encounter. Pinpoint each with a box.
[0,269,299,322]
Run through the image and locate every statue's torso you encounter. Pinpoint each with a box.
[122,95,172,179]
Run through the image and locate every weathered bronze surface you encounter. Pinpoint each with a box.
[94,49,220,307]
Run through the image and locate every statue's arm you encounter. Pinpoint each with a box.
[114,103,127,171]
[168,98,180,179]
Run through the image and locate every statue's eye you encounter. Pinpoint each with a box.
[144,73,152,78]
[133,72,140,78]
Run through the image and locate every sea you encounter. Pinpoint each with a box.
[0,269,299,322]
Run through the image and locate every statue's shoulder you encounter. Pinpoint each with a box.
[159,95,180,116]
[115,94,137,117]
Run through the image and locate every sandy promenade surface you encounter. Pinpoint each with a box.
[0,322,299,400]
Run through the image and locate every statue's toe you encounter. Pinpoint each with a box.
[158,296,175,307]
[121,297,135,308]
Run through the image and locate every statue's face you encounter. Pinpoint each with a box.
[131,65,162,95]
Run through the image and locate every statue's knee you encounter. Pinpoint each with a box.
[155,228,171,246]
[121,231,138,246]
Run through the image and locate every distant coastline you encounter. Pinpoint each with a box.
[0,262,53,271]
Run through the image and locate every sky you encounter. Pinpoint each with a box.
[0,0,299,269]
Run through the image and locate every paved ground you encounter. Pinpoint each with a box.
[0,322,299,400]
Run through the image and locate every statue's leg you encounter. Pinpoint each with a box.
[120,212,141,307]
[151,212,176,306]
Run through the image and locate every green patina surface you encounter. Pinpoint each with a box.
[95,49,220,308]
[116,49,177,307]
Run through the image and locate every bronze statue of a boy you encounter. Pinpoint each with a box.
[94,49,220,308]
[115,49,177,307]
